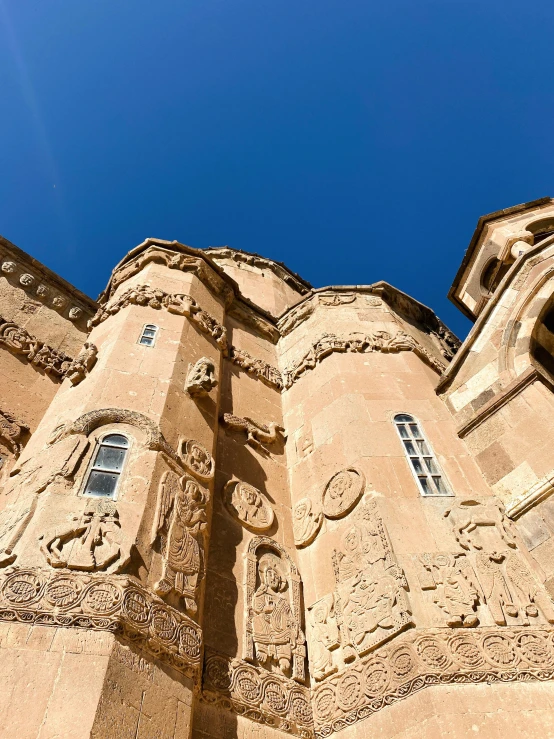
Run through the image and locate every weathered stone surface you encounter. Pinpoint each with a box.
[1,205,554,738]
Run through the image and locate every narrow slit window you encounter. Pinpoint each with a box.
[138,324,158,347]
[83,434,129,499]
[394,414,452,496]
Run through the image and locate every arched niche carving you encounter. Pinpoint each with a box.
[244,536,306,683]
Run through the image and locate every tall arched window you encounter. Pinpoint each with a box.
[83,433,129,499]
[138,324,158,347]
[531,297,554,381]
[394,414,451,496]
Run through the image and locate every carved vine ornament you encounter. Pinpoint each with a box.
[0,316,97,385]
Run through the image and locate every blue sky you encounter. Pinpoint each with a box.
[0,1,553,339]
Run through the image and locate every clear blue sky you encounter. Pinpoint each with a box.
[1,1,553,339]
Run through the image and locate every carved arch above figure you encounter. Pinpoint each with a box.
[244,536,305,682]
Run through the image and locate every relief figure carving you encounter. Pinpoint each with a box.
[293,497,323,547]
[40,500,128,573]
[179,439,215,482]
[322,468,364,519]
[151,471,208,615]
[332,499,412,658]
[251,553,302,677]
[64,342,98,386]
[185,357,218,397]
[224,480,274,532]
[418,553,480,627]
[307,594,340,681]
[0,408,29,456]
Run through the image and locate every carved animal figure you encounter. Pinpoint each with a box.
[0,409,29,456]
[444,498,517,551]
[221,413,286,450]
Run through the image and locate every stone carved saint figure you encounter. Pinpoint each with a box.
[186,357,218,397]
[308,595,340,680]
[505,550,554,624]
[41,500,126,572]
[151,471,207,615]
[475,551,518,626]
[224,481,274,532]
[293,497,323,547]
[251,554,301,676]
[419,553,480,628]
[333,500,412,656]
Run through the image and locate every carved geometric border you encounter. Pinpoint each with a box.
[312,626,554,737]
[202,649,314,738]
[0,567,202,680]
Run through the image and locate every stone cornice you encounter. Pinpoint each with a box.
[0,568,202,681]
[205,246,312,295]
[282,331,447,389]
[0,236,97,327]
[437,237,554,394]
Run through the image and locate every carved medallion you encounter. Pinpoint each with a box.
[322,468,364,519]
[223,480,274,532]
[179,439,214,482]
[293,497,323,547]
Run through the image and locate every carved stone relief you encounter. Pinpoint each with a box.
[283,331,446,388]
[185,357,218,397]
[202,650,314,738]
[278,300,315,336]
[40,499,129,574]
[0,497,38,567]
[417,553,480,627]
[221,413,286,452]
[0,567,202,679]
[224,480,274,532]
[0,315,75,379]
[0,255,92,322]
[318,293,356,307]
[244,538,306,682]
[63,342,98,386]
[151,471,208,615]
[90,284,229,354]
[415,498,554,629]
[293,498,323,547]
[332,499,413,660]
[322,468,364,519]
[0,408,29,456]
[227,346,283,390]
[179,439,215,482]
[307,594,340,681]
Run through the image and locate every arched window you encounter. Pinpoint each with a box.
[394,414,451,496]
[83,433,129,499]
[138,324,158,347]
[531,297,554,381]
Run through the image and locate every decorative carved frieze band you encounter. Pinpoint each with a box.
[283,331,446,388]
[221,413,286,451]
[202,650,314,738]
[0,317,96,384]
[104,245,234,306]
[0,408,29,456]
[227,346,283,390]
[312,627,554,737]
[89,285,229,354]
[0,567,202,680]
[0,249,95,325]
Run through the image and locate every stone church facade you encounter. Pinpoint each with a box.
[1,197,554,737]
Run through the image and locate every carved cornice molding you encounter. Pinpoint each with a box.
[202,650,314,738]
[89,285,229,354]
[206,246,312,296]
[102,245,235,307]
[0,317,95,384]
[227,346,283,390]
[0,240,96,326]
[312,626,554,737]
[0,568,202,680]
[283,331,447,388]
